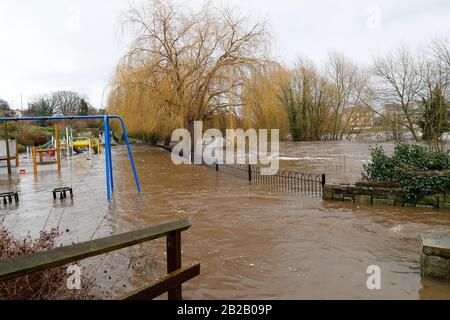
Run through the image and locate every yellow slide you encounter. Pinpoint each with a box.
[72,141,90,148]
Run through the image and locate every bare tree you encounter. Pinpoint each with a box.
[431,35,450,70]
[429,35,450,100]
[26,91,90,121]
[114,0,270,142]
[326,52,371,140]
[52,91,84,116]
[0,98,9,111]
[373,46,425,142]
[27,95,59,117]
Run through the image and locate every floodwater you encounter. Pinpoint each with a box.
[279,141,395,184]
[0,141,449,299]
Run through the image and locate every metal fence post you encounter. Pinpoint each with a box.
[4,123,11,176]
[103,116,111,201]
[105,118,114,192]
[116,116,141,193]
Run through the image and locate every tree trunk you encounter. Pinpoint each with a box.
[185,119,196,163]
[404,113,420,142]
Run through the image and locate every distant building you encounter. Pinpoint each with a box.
[383,101,425,121]
[1,109,23,118]
[382,101,426,140]
[344,105,376,132]
[383,103,403,115]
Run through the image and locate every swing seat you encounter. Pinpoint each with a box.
[0,191,19,205]
[53,187,73,200]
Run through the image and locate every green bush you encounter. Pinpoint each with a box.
[363,144,450,202]
[16,126,52,146]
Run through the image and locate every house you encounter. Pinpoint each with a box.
[0,109,23,118]
[343,105,376,132]
[383,101,425,121]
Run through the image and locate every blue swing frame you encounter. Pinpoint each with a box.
[0,115,141,202]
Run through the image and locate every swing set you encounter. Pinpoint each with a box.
[0,115,141,203]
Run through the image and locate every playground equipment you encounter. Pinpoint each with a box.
[0,191,19,205]
[0,123,19,175]
[72,140,90,148]
[1,123,20,205]
[0,140,19,167]
[0,115,141,202]
[34,127,101,159]
[71,137,101,155]
[52,187,73,200]
[31,124,61,175]
[91,138,101,154]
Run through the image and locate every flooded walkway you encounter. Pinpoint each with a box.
[1,142,449,299]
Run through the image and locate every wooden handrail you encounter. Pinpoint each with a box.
[0,220,191,283]
[122,264,200,300]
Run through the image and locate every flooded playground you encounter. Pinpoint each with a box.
[1,141,450,299]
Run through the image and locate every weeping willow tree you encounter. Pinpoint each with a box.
[108,61,184,142]
[108,0,271,144]
[240,63,290,137]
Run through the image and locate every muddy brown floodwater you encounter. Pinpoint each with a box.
[1,141,449,299]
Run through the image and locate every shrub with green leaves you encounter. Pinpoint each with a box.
[363,144,450,202]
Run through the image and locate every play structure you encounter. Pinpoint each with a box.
[0,115,141,202]
[0,140,19,167]
[71,137,101,155]
[29,126,102,176]
[0,191,19,205]
[31,124,61,175]
[0,123,19,175]
[1,122,20,204]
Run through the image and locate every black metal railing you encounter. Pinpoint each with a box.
[157,145,326,196]
[204,162,325,196]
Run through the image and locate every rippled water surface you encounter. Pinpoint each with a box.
[1,141,449,299]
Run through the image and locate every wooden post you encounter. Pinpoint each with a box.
[166,230,182,300]
[55,124,61,174]
[32,146,37,175]
[15,151,19,167]
[38,146,43,163]
[4,123,12,176]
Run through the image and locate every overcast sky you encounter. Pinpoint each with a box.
[1,0,449,109]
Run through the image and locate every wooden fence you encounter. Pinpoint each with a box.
[0,220,199,300]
